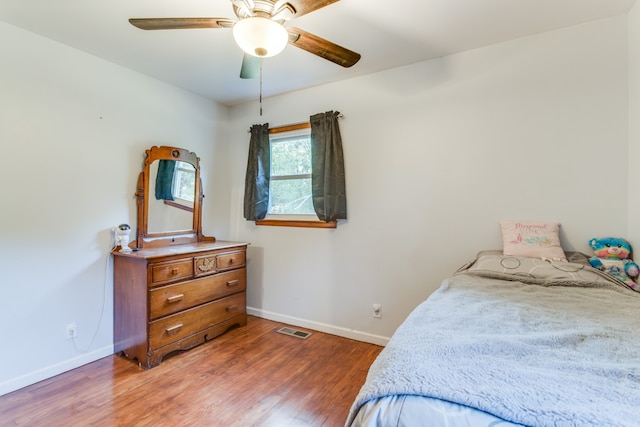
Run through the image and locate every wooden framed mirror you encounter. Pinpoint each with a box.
[134,145,214,248]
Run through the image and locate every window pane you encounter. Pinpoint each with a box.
[271,137,311,176]
[268,178,315,215]
[173,161,195,201]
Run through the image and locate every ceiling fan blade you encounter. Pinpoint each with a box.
[287,27,360,68]
[287,0,339,19]
[129,18,235,30]
[240,54,262,79]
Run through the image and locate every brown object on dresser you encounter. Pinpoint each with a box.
[113,145,248,368]
[113,241,248,369]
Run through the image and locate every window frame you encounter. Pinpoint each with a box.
[255,122,337,229]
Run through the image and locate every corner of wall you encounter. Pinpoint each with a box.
[628,3,640,246]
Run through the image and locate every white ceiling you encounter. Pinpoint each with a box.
[0,0,635,106]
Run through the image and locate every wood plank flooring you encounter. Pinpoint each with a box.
[0,316,382,427]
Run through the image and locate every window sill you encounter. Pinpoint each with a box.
[255,219,337,229]
[163,199,194,212]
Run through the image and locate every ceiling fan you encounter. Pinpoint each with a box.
[129,0,361,79]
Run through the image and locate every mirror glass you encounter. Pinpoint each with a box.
[135,146,213,249]
[148,160,196,234]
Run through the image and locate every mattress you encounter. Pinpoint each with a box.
[346,251,640,427]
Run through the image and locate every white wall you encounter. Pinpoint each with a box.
[629,2,640,243]
[228,16,629,343]
[0,21,230,395]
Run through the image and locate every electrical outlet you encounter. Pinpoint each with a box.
[372,304,382,318]
[65,322,77,340]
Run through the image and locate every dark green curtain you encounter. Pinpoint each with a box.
[310,111,347,221]
[155,160,175,201]
[243,123,270,220]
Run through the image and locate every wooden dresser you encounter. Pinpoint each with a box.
[113,240,248,369]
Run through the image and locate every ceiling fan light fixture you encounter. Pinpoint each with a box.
[233,16,288,58]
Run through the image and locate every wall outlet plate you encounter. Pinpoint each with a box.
[65,322,77,340]
[372,304,382,318]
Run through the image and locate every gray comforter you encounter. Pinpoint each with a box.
[346,253,640,426]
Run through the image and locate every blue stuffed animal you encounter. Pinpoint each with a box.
[588,237,640,291]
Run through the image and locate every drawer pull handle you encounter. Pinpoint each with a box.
[228,258,235,265]
[227,280,239,287]
[165,324,183,336]
[166,294,184,304]
[171,268,179,275]
[226,305,239,313]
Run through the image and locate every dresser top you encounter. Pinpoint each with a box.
[112,240,249,260]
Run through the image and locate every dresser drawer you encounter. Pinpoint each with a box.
[149,293,246,350]
[150,259,193,286]
[149,269,246,319]
[216,251,246,272]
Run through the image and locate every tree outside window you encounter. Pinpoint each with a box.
[268,130,316,216]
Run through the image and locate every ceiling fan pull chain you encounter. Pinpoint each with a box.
[259,60,263,116]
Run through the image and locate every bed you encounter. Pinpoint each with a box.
[346,251,640,427]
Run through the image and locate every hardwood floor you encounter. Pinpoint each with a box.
[0,316,382,427]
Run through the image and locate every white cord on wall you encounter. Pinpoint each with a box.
[71,239,113,354]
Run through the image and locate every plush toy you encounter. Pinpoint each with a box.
[588,237,640,291]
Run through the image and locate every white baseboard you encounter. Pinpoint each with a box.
[0,344,114,397]
[247,307,390,347]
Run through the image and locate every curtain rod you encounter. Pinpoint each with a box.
[247,113,344,133]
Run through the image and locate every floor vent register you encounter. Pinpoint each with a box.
[276,327,312,339]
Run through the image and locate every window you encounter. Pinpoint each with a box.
[159,160,195,213]
[245,113,345,228]
[256,123,336,228]
[172,161,195,202]
[268,127,314,215]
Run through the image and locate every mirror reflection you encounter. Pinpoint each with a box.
[148,159,196,234]
[135,145,212,249]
